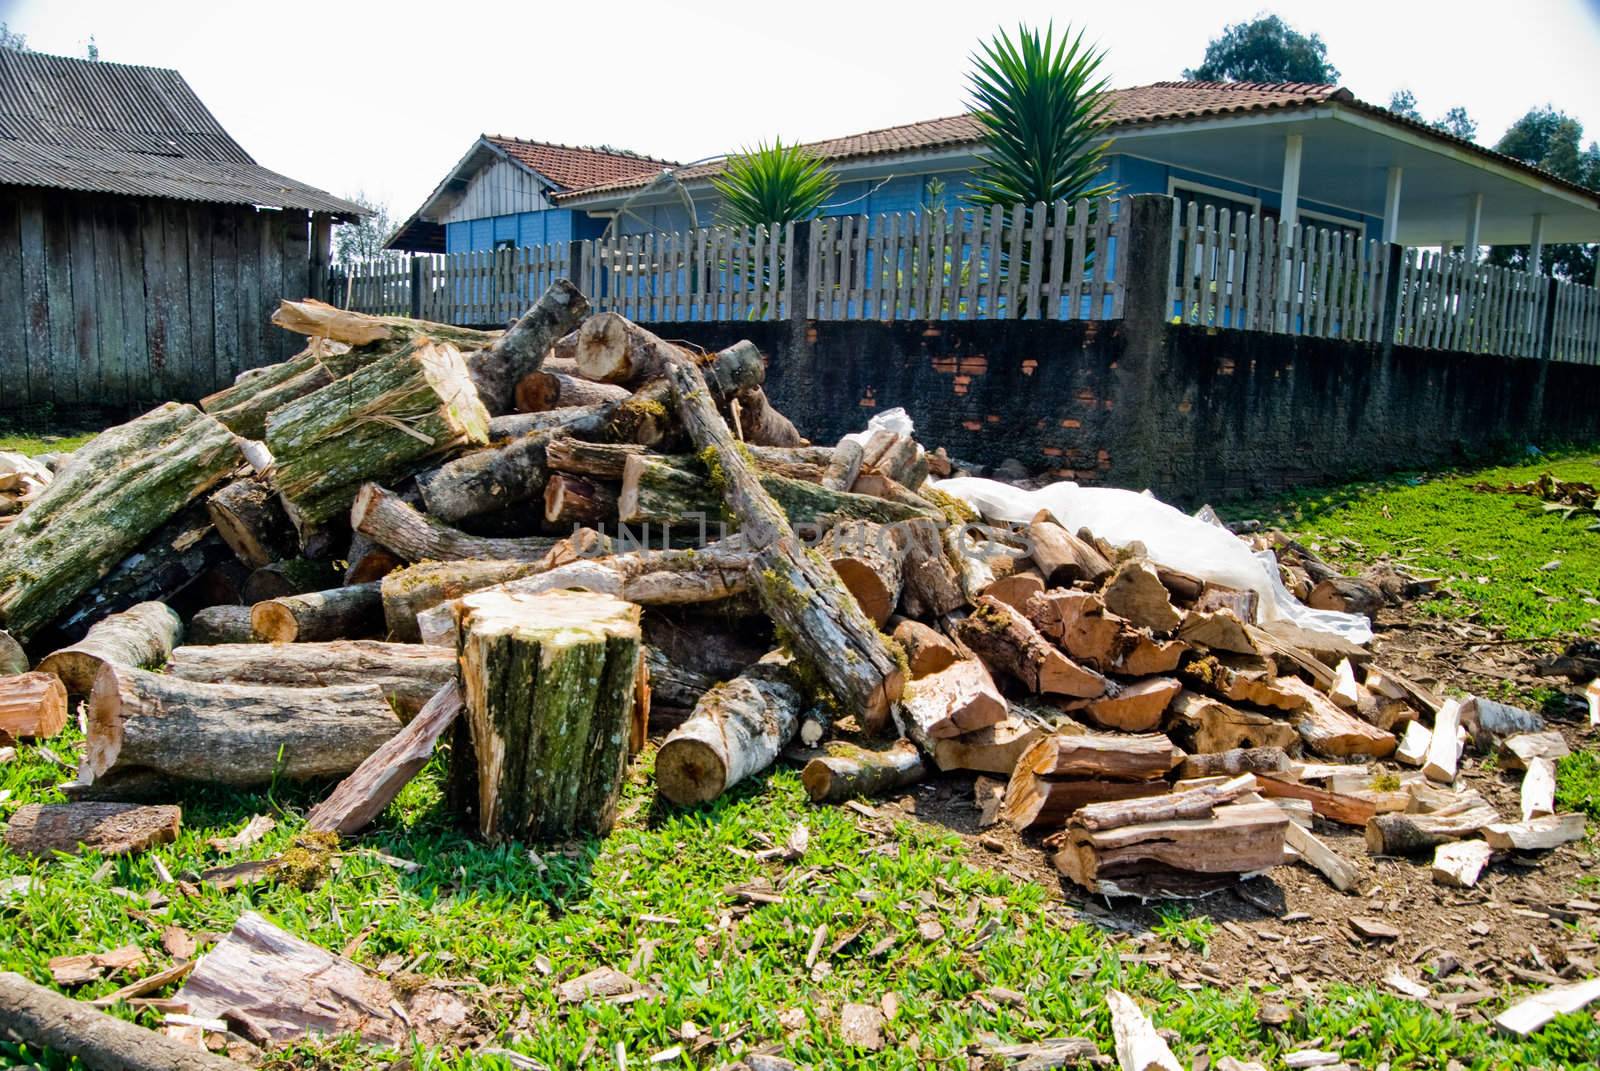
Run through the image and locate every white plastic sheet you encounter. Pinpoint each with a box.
[843,407,915,445]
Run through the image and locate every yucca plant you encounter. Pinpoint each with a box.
[712,140,837,227]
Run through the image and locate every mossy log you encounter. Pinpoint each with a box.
[655,651,803,806]
[265,339,491,526]
[0,403,241,641]
[453,589,642,841]
[187,605,258,645]
[465,279,590,414]
[545,437,832,481]
[207,477,297,568]
[489,404,613,442]
[619,454,929,529]
[85,665,401,788]
[241,558,344,603]
[0,671,68,740]
[38,602,182,695]
[199,337,356,439]
[415,427,558,524]
[819,521,907,626]
[351,482,558,563]
[591,342,766,452]
[167,640,454,720]
[250,582,384,643]
[802,740,926,804]
[516,371,630,414]
[382,558,548,642]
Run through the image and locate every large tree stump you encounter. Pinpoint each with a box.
[167,641,455,720]
[802,740,926,804]
[453,589,642,841]
[266,339,490,526]
[350,483,558,563]
[250,582,383,643]
[207,477,297,568]
[86,665,400,788]
[4,802,180,857]
[655,651,802,806]
[0,403,241,640]
[39,602,183,695]
[465,279,590,414]
[0,671,68,739]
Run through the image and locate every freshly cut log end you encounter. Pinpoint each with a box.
[820,521,906,627]
[1065,677,1182,732]
[454,588,642,841]
[516,370,630,414]
[897,658,1008,748]
[655,652,802,807]
[543,473,619,528]
[250,582,383,643]
[930,716,1044,774]
[891,618,958,678]
[4,801,181,857]
[469,279,591,413]
[801,740,926,804]
[38,602,182,695]
[0,671,69,740]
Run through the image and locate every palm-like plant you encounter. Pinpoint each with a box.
[967,23,1116,208]
[712,140,837,227]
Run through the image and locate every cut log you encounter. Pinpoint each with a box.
[1003,773,1169,832]
[930,716,1044,774]
[1276,676,1398,759]
[857,431,923,487]
[734,387,804,448]
[413,425,561,525]
[343,530,402,585]
[0,671,68,739]
[955,596,1107,698]
[1101,560,1182,633]
[205,477,297,569]
[820,437,866,492]
[656,651,802,807]
[381,558,549,643]
[1197,583,1259,624]
[1065,677,1182,732]
[891,618,959,677]
[453,588,642,840]
[618,454,928,529]
[269,298,495,350]
[1521,757,1556,821]
[642,645,720,710]
[573,311,683,386]
[241,558,343,603]
[4,802,180,857]
[1328,658,1361,709]
[1013,733,1182,781]
[1282,818,1360,893]
[265,339,491,526]
[1458,695,1545,747]
[1364,794,1500,855]
[820,521,907,626]
[982,567,1046,611]
[39,602,182,695]
[1027,513,1112,586]
[1493,977,1600,1038]
[185,605,256,645]
[801,740,926,804]
[166,641,454,720]
[85,665,400,788]
[199,336,358,440]
[543,473,619,527]
[1077,774,1256,832]
[0,628,28,675]
[0,971,243,1071]
[898,519,966,619]
[1307,576,1385,620]
[896,659,1008,748]
[1431,840,1493,888]
[307,682,463,835]
[1482,814,1586,851]
[1024,590,1126,669]
[1176,747,1291,780]
[350,482,557,564]
[664,346,905,731]
[1500,730,1570,771]
[1106,990,1182,1071]
[1423,698,1462,782]
[1165,690,1299,754]
[544,437,831,481]
[0,404,241,641]
[466,279,590,414]
[250,582,383,643]
[1054,800,1288,898]
[516,370,631,414]
[1183,654,1301,710]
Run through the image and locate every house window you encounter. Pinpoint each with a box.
[1298,208,1366,242]
[1168,178,1261,225]
[494,237,516,251]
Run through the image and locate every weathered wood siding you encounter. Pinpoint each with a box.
[0,186,317,413]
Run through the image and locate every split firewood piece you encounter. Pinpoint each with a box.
[1003,773,1169,832]
[1493,977,1600,1038]
[4,802,181,857]
[1499,731,1570,771]
[0,628,28,675]
[1106,989,1182,1071]
[454,588,641,840]
[1363,665,1442,717]
[1482,814,1587,851]
[1197,583,1259,623]
[186,605,257,645]
[820,522,907,627]
[1282,817,1360,892]
[39,602,183,695]
[1165,690,1299,754]
[1458,695,1546,748]
[855,430,921,487]
[0,671,68,740]
[1364,792,1500,855]
[206,476,297,569]
[467,279,590,413]
[891,618,959,677]
[1257,776,1379,827]
[802,740,926,804]
[1023,590,1124,669]
[166,641,455,720]
[956,596,1107,698]
[1014,733,1182,781]
[820,437,866,492]
[1178,609,1257,655]
[619,454,928,529]
[1273,676,1397,759]
[251,582,383,643]
[1521,757,1557,821]
[382,558,551,642]
[1101,560,1182,633]
[86,666,400,789]
[0,971,243,1071]
[241,558,342,603]
[1118,634,1187,676]
[982,567,1046,611]
[656,651,802,807]
[931,716,1045,774]
[1327,658,1361,709]
[1026,512,1112,586]
[0,403,241,642]
[898,519,966,619]
[1176,746,1292,780]
[1431,839,1493,888]
[665,351,906,731]
[1063,677,1182,732]
[350,482,558,563]
[516,369,630,413]
[1075,774,1255,833]
[543,473,619,527]
[265,339,490,526]
[1054,800,1288,898]
[1423,698,1463,782]
[897,659,1008,748]
[1394,719,1431,766]
[1182,654,1300,710]
[307,682,463,836]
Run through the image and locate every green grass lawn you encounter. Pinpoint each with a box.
[0,431,97,457]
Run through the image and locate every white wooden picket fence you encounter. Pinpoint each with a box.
[1393,250,1550,359]
[580,224,791,322]
[1550,277,1600,365]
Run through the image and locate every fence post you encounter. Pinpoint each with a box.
[408,256,424,319]
[1536,275,1560,360]
[1120,195,1175,332]
[787,220,813,324]
[1379,243,1404,347]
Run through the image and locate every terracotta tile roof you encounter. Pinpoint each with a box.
[484,135,674,191]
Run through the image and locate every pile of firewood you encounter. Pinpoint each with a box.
[0,282,1586,906]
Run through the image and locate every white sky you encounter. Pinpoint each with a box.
[4,0,1599,220]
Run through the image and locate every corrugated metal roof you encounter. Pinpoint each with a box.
[0,49,367,217]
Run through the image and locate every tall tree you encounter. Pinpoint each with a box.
[1184,15,1338,84]
[1388,90,1477,141]
[0,22,27,50]
[711,141,837,227]
[332,192,396,269]
[1487,108,1599,281]
[966,22,1116,208]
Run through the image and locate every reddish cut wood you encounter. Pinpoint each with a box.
[0,672,68,740]
[4,802,181,857]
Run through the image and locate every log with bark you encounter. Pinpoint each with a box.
[898,519,966,619]
[1255,775,1380,827]
[801,740,926,804]
[166,641,455,719]
[642,645,720,709]
[1002,774,1169,832]
[655,651,803,806]
[453,588,642,840]
[186,605,258,645]
[250,582,383,643]
[732,387,804,447]
[891,618,959,677]
[0,671,68,739]
[1023,590,1126,670]
[265,339,491,526]
[1364,793,1501,855]
[307,682,464,835]
[1176,746,1292,780]
[381,558,549,642]
[955,596,1107,698]
[3,802,181,857]
[618,454,929,529]
[544,437,831,481]
[1062,677,1182,732]
[1027,513,1112,586]
[343,530,402,584]
[206,476,297,569]
[199,336,355,440]
[350,482,558,563]
[1275,677,1398,759]
[241,558,343,603]
[1013,733,1183,781]
[85,666,400,788]
[516,370,631,413]
[270,298,496,351]
[820,437,866,492]
[819,521,906,627]
[412,426,561,524]
[39,602,183,695]
[543,473,619,527]
[465,279,590,414]
[0,403,241,641]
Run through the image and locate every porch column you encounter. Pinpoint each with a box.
[1528,214,1545,275]
[1462,193,1483,263]
[1279,134,1304,230]
[1382,167,1403,244]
